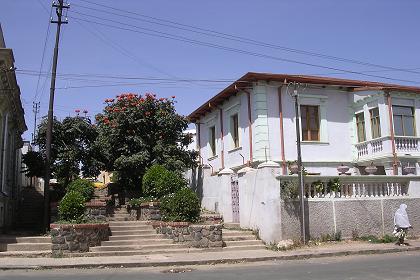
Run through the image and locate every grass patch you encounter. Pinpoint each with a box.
[357,234,397,243]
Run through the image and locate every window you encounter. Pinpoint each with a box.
[356,112,366,142]
[301,105,320,141]
[393,106,415,136]
[370,108,381,139]
[230,114,239,148]
[209,126,216,156]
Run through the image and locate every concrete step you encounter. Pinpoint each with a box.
[108,221,149,226]
[101,239,173,246]
[110,225,153,231]
[222,230,254,237]
[90,243,186,252]
[224,240,263,246]
[108,217,131,221]
[109,234,161,241]
[0,236,51,243]
[83,247,220,257]
[223,235,257,241]
[5,243,51,251]
[0,250,51,257]
[223,245,266,251]
[110,230,156,236]
[223,223,241,230]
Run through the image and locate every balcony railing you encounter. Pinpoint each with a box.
[355,136,420,160]
[278,175,413,199]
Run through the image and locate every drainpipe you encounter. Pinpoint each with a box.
[219,108,225,169]
[195,122,202,165]
[242,89,253,166]
[385,91,398,175]
[278,85,287,175]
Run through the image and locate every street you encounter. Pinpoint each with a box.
[2,251,420,280]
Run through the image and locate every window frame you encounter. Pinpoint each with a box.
[208,125,216,157]
[355,112,366,143]
[369,107,381,139]
[392,105,416,137]
[300,105,320,142]
[230,113,240,149]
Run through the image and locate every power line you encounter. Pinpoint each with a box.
[67,14,420,85]
[33,2,53,102]
[71,0,420,76]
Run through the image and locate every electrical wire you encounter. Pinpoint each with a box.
[71,0,420,76]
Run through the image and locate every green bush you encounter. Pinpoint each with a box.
[66,178,95,202]
[58,191,86,223]
[160,188,200,222]
[127,197,155,208]
[143,165,186,198]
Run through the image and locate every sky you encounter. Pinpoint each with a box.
[1,0,420,141]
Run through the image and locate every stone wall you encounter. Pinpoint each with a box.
[151,221,223,248]
[85,201,109,222]
[50,223,110,255]
[127,202,161,221]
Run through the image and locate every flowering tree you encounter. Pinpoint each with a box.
[95,93,196,190]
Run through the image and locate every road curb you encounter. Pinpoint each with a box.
[1,245,419,270]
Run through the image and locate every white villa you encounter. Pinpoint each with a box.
[188,72,420,243]
[189,72,420,176]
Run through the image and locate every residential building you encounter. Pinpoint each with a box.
[189,72,420,176]
[0,24,28,231]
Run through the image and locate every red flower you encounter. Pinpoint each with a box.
[75,109,80,113]
[171,95,176,99]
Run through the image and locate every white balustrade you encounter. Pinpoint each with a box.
[395,137,419,153]
[279,175,411,199]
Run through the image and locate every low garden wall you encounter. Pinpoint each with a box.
[50,223,110,255]
[150,221,223,248]
[85,201,111,222]
[128,202,161,221]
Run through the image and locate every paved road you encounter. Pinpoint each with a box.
[2,251,420,280]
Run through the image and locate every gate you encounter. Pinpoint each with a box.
[231,174,240,223]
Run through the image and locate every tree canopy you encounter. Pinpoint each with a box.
[94,93,196,190]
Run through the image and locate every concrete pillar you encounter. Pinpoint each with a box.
[237,166,256,229]
[256,161,282,243]
[218,168,234,223]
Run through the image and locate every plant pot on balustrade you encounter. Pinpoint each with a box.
[50,223,110,256]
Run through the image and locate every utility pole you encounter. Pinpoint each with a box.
[43,0,69,232]
[32,102,40,143]
[290,82,307,244]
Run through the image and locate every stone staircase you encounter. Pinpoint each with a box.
[0,235,51,257]
[222,228,266,251]
[17,187,44,231]
[87,220,207,256]
[108,205,130,221]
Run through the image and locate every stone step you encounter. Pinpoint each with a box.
[5,243,51,251]
[108,217,131,221]
[110,230,156,236]
[109,234,161,241]
[90,243,186,252]
[222,245,266,251]
[224,240,263,246]
[223,235,257,241]
[101,239,173,246]
[0,236,51,243]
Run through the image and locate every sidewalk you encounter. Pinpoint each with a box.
[1,240,420,270]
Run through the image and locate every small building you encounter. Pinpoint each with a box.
[189,72,420,176]
[0,24,28,231]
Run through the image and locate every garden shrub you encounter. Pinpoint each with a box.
[58,191,86,223]
[127,197,155,208]
[143,164,186,198]
[66,178,95,202]
[160,188,200,222]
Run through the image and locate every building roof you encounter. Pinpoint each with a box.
[188,72,420,122]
